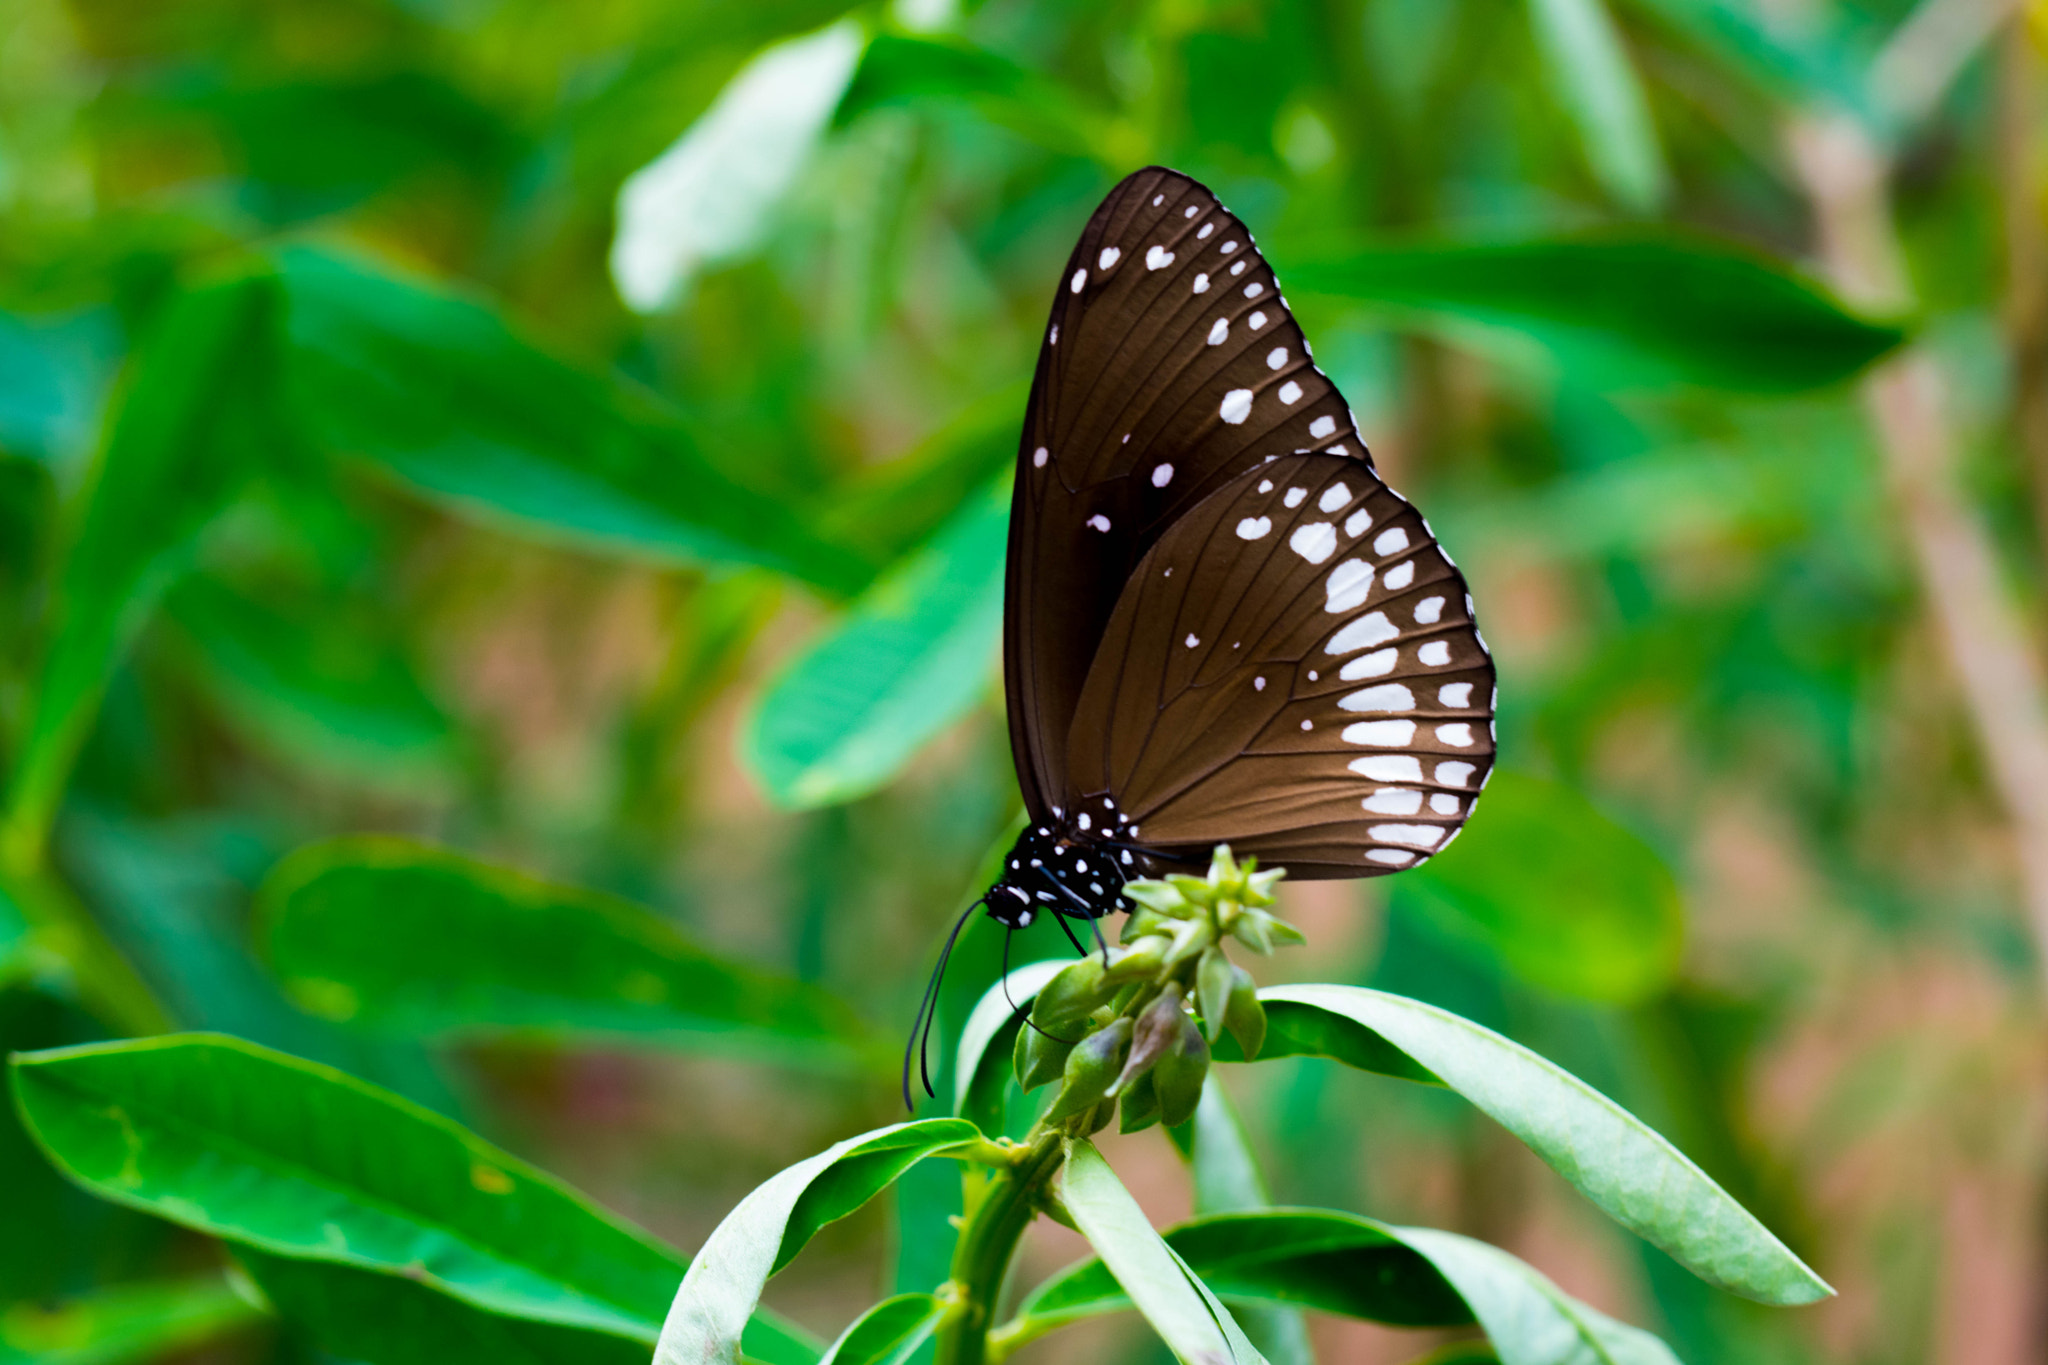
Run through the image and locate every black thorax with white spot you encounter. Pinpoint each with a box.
[983,798,1147,929]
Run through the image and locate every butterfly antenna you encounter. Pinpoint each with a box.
[1084,911,1111,966]
[901,896,982,1111]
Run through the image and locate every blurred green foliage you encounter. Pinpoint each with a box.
[0,0,2035,1361]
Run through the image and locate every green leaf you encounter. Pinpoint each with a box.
[161,574,455,787]
[1056,1139,1266,1364]
[272,246,868,595]
[1013,1210,1684,1365]
[1285,235,1902,392]
[1218,986,1832,1306]
[952,958,1067,1131]
[3,272,284,852]
[655,1119,981,1365]
[10,1034,685,1339]
[815,1293,943,1365]
[0,1275,263,1365]
[1182,1083,1313,1365]
[835,35,1109,156]
[613,20,867,311]
[742,477,1006,809]
[1526,0,1669,211]
[235,1251,825,1365]
[258,836,871,1062]
[1395,770,1684,1004]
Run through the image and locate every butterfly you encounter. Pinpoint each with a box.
[905,167,1496,1103]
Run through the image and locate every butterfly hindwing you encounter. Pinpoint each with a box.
[1006,167,1365,820]
[1064,453,1496,878]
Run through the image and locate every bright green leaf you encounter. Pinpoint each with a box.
[10,1034,686,1339]
[3,272,284,853]
[1396,770,1684,1004]
[814,1293,943,1365]
[835,35,1109,156]
[742,477,1006,809]
[258,836,872,1062]
[1056,1139,1267,1364]
[613,20,866,311]
[1527,0,1669,211]
[952,958,1066,1129]
[655,1119,981,1365]
[1219,986,1832,1306]
[272,246,869,595]
[1285,235,1902,392]
[0,1275,262,1365]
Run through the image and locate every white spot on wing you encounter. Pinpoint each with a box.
[1290,523,1337,564]
[1418,640,1452,666]
[1363,789,1424,815]
[1235,516,1272,540]
[1328,612,1398,654]
[1319,483,1351,512]
[1146,244,1174,270]
[1340,648,1397,679]
[1324,559,1373,612]
[1253,676,1266,690]
[1351,755,1423,781]
[1371,823,1444,848]
[1284,487,1307,508]
[1267,347,1288,370]
[1309,415,1337,439]
[1383,561,1415,591]
[1340,683,1415,712]
[1070,269,1087,294]
[1193,273,1210,294]
[1415,596,1446,624]
[1087,514,1111,532]
[1245,282,1265,298]
[1207,317,1229,345]
[1278,381,1303,404]
[1078,812,1091,830]
[1345,508,1372,537]
[1098,246,1121,270]
[1373,527,1410,556]
[1436,760,1475,785]
[1257,479,1273,493]
[1152,463,1173,487]
[1033,447,1048,468]
[1430,793,1462,815]
[1185,633,1200,648]
[1436,723,1474,746]
[1198,223,1214,239]
[1343,719,1417,746]
[1249,310,1267,329]
[1185,205,1200,218]
[1367,849,1416,866]
[1219,389,1254,424]
[1221,240,1239,253]
[1439,683,1473,708]
[1231,260,1247,276]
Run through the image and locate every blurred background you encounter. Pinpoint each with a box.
[2,0,2044,1363]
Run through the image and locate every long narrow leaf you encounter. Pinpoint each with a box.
[1527,0,1669,211]
[815,1293,944,1365]
[0,1275,263,1365]
[656,1119,981,1365]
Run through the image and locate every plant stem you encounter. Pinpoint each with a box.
[933,1127,1065,1365]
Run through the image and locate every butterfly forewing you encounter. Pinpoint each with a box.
[1006,167,1365,820]
[1064,453,1496,878]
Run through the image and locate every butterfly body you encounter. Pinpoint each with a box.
[982,811,1145,930]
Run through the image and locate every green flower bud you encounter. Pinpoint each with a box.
[1117,1067,1161,1134]
[1195,948,1234,1044]
[1224,966,1266,1062]
[1162,914,1211,969]
[1086,1095,1119,1135]
[1031,957,1118,1034]
[1112,984,1188,1095]
[1013,1019,1074,1092]
[1166,873,1216,909]
[1122,883,1186,919]
[1104,935,1171,981]
[1045,1016,1132,1122]
[1153,1014,1210,1128]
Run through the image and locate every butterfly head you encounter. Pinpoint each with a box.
[984,803,1141,928]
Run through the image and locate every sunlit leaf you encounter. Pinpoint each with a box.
[1526,0,1669,211]
[273,246,870,595]
[0,1275,263,1365]
[612,20,867,311]
[1057,1139,1267,1364]
[3,272,284,852]
[10,1035,706,1340]
[742,477,1006,809]
[259,836,871,1062]
[1213,986,1832,1305]
[1395,770,1684,1004]
[1287,235,1902,391]
[655,1119,981,1365]
[815,1293,943,1365]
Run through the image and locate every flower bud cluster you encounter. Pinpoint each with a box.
[1012,845,1301,1136]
